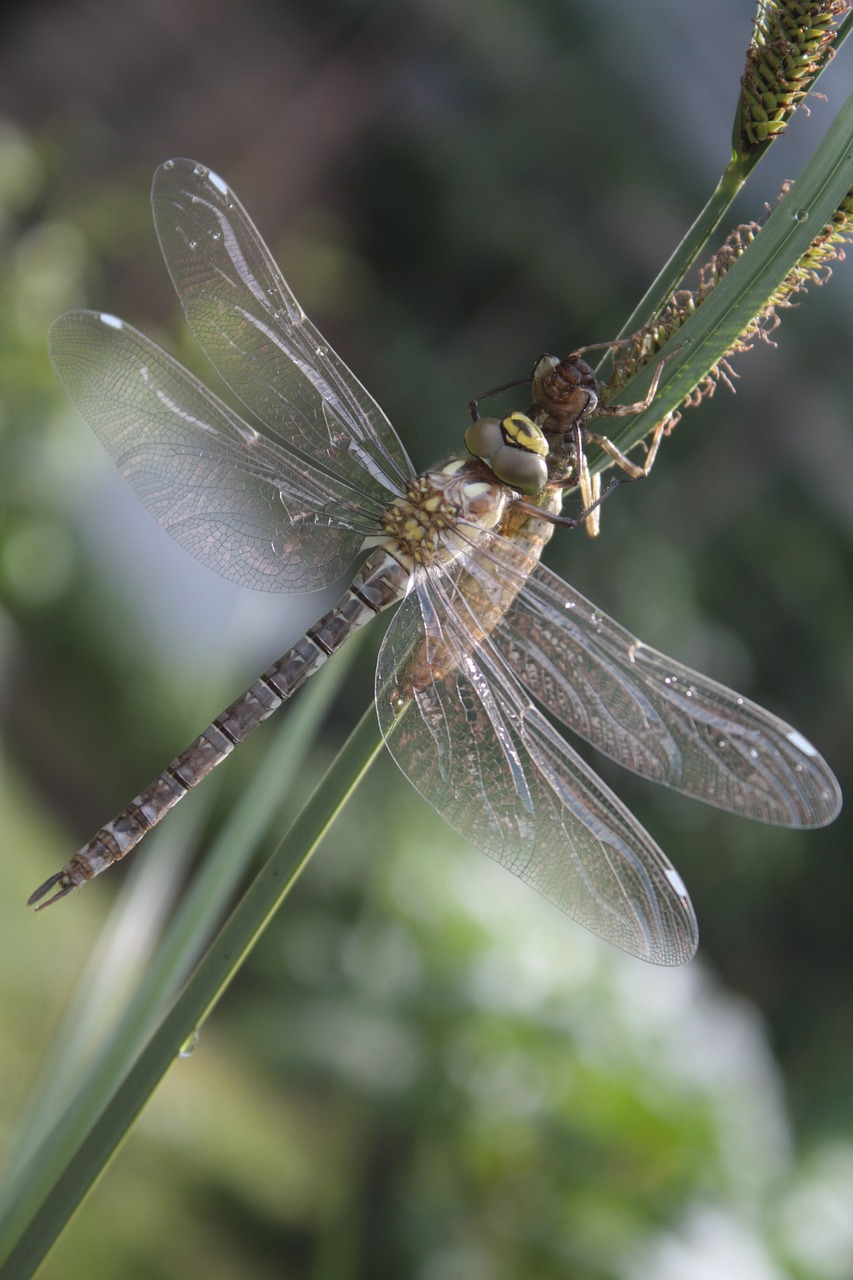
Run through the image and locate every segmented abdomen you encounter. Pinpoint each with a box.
[29,548,410,907]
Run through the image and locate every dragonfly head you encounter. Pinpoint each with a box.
[465,411,549,495]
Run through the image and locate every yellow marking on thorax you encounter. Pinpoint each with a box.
[380,460,507,569]
[381,476,457,567]
[462,481,493,499]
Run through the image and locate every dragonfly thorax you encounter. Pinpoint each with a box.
[381,457,508,569]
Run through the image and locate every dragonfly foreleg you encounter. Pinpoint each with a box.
[512,467,627,531]
[468,374,531,422]
[578,414,668,537]
[595,356,665,419]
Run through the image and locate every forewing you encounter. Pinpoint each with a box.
[49,310,377,591]
[152,158,414,498]
[375,567,698,965]
[492,557,841,827]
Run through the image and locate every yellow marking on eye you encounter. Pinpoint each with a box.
[502,412,548,456]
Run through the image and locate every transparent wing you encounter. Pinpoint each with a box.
[49,310,390,592]
[151,158,414,496]
[489,555,841,827]
[376,562,698,966]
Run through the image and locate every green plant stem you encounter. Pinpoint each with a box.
[613,8,853,350]
[0,705,385,1280]
[5,641,360,1177]
[594,80,853,468]
[615,159,748,343]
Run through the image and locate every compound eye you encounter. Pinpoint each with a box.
[465,416,505,461]
[490,444,548,494]
[466,412,549,493]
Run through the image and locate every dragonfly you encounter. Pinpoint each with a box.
[29,158,841,965]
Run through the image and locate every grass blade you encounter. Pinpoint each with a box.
[0,684,381,1277]
[598,82,853,460]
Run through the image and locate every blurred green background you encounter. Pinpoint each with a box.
[1,1,853,1277]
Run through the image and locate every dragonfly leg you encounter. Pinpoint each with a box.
[586,413,668,480]
[468,374,530,422]
[596,358,665,419]
[513,466,627,530]
[574,355,667,536]
[571,336,637,358]
[573,415,667,538]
